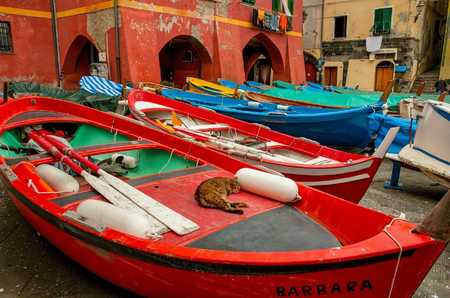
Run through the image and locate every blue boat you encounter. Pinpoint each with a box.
[161,88,382,148]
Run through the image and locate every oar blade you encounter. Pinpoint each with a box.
[81,171,169,235]
[99,170,199,235]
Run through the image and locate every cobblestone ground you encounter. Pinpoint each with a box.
[0,160,448,297]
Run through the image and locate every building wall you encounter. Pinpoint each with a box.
[440,4,450,80]
[346,59,394,90]
[0,0,306,88]
[320,0,447,91]
[323,0,420,42]
[0,2,55,84]
[303,0,323,50]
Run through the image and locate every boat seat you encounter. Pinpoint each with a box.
[303,156,338,165]
[188,206,341,252]
[183,124,229,131]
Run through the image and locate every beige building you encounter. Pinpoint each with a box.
[303,0,323,82]
[440,3,450,80]
[304,0,448,91]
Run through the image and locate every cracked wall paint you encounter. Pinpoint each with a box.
[159,15,181,33]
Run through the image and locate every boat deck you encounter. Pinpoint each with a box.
[189,205,341,251]
[49,165,340,251]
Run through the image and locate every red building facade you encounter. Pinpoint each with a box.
[0,0,305,89]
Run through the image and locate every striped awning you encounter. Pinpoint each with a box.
[80,76,123,97]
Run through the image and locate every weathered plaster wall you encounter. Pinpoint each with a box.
[0,14,55,84]
[303,0,323,50]
[0,0,306,86]
[323,0,419,42]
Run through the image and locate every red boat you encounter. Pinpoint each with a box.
[0,97,444,298]
[128,90,397,204]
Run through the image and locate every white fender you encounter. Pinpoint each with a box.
[36,164,79,193]
[77,199,158,239]
[235,168,300,203]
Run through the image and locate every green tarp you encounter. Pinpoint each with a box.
[8,81,119,112]
[267,81,450,110]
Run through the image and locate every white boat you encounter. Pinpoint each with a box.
[399,101,450,188]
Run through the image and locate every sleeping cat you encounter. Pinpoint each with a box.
[195,177,248,214]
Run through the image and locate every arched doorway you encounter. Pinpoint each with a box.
[374,61,394,91]
[62,35,99,90]
[243,34,284,84]
[304,53,318,83]
[159,35,212,88]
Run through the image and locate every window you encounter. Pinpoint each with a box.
[273,0,294,14]
[373,7,392,35]
[334,16,347,38]
[242,0,256,5]
[0,21,13,53]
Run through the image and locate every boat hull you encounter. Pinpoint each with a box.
[6,186,443,298]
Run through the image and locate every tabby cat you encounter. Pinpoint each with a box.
[195,177,248,214]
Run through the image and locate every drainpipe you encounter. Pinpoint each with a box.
[50,0,62,87]
[114,0,122,82]
[319,0,325,83]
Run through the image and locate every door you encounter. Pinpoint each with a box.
[305,62,318,83]
[324,67,338,86]
[375,61,394,91]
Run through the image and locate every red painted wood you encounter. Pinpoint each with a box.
[0,97,445,297]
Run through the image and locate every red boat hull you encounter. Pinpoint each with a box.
[0,97,444,298]
[7,188,444,298]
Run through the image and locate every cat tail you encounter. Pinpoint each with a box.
[224,208,244,215]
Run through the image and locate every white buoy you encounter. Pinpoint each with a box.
[77,199,159,239]
[235,168,300,203]
[111,153,137,169]
[36,164,79,193]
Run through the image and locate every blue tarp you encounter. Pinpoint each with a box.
[369,113,416,154]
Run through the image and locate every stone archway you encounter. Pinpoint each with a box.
[159,35,212,88]
[374,61,394,91]
[62,35,99,90]
[242,33,284,84]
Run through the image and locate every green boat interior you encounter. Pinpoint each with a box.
[0,124,198,179]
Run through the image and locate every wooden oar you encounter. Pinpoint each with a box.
[26,129,168,235]
[39,130,199,236]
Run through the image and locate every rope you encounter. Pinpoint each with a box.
[27,179,71,194]
[159,149,175,174]
[255,125,261,140]
[383,217,407,298]
[110,120,118,143]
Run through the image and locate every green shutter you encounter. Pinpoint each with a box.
[242,0,256,5]
[288,0,294,14]
[383,8,392,33]
[273,0,280,12]
[374,9,384,34]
